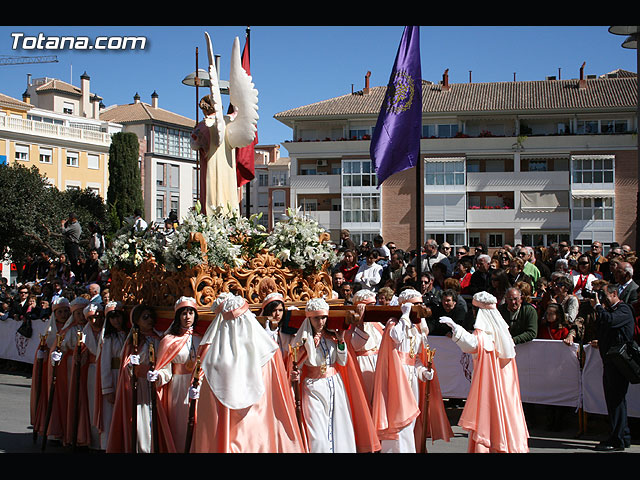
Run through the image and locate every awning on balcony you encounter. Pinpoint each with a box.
[570,189,615,198]
[520,190,569,212]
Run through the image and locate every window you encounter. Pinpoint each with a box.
[425,232,466,253]
[88,154,99,170]
[488,233,503,248]
[577,119,628,134]
[601,119,627,134]
[258,193,268,208]
[170,194,179,215]
[528,159,547,171]
[349,128,371,140]
[15,144,29,162]
[272,190,286,208]
[156,193,165,219]
[422,124,459,138]
[170,165,179,189]
[300,167,316,176]
[272,172,288,186]
[63,102,74,115]
[425,194,465,224]
[153,126,196,159]
[573,197,614,221]
[157,164,166,186]
[39,147,52,164]
[258,174,268,186]
[342,193,380,223]
[572,156,614,184]
[342,159,377,187]
[521,232,570,247]
[66,152,79,167]
[425,161,465,186]
[301,198,317,212]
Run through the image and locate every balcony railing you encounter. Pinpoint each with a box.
[0,115,111,145]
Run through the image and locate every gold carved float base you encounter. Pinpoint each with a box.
[109,250,333,312]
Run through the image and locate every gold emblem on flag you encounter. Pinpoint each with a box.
[384,69,415,114]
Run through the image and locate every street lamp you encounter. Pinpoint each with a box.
[608,26,639,252]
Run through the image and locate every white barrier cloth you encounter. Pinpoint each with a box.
[428,336,581,408]
[581,344,640,418]
[0,318,49,364]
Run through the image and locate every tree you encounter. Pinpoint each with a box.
[106,131,144,236]
[0,162,106,265]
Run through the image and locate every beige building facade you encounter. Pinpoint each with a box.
[275,67,638,252]
[0,73,121,197]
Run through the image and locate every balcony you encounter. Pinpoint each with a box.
[0,115,112,146]
[290,174,341,194]
[301,210,342,232]
[466,171,570,191]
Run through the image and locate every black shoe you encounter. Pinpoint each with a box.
[595,442,625,452]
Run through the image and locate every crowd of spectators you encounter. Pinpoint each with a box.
[0,212,179,372]
[330,231,640,349]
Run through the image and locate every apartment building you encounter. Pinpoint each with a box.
[274,67,638,252]
[100,92,198,226]
[0,73,121,197]
[240,144,291,229]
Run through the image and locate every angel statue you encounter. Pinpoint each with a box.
[190,31,259,214]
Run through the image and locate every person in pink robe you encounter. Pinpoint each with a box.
[440,290,529,453]
[191,293,306,453]
[148,296,202,452]
[371,288,453,453]
[30,297,70,441]
[44,296,89,444]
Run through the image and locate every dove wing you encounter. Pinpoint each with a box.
[226,36,259,149]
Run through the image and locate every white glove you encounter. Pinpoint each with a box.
[400,303,412,319]
[439,316,459,334]
[129,354,140,366]
[147,369,159,382]
[422,368,434,382]
[51,350,62,364]
[189,385,200,400]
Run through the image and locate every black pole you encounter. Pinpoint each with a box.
[244,26,252,218]
[416,156,423,290]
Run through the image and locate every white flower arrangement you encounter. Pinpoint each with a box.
[163,203,267,271]
[264,207,339,272]
[102,226,160,273]
[104,203,338,275]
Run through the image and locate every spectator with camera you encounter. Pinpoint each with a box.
[589,283,635,451]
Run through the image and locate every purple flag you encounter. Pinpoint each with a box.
[370,26,422,188]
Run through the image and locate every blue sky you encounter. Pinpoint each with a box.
[1,26,636,156]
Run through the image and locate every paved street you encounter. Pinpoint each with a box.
[1,362,638,454]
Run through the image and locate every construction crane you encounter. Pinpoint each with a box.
[0,55,59,66]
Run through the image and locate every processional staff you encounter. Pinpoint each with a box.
[148,342,159,453]
[184,356,202,453]
[130,326,139,453]
[33,334,48,444]
[41,333,63,452]
[71,330,85,451]
[419,345,436,454]
[288,340,306,436]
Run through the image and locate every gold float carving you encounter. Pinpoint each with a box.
[110,249,333,309]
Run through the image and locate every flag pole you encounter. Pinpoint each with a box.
[369,26,422,289]
[416,146,423,288]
